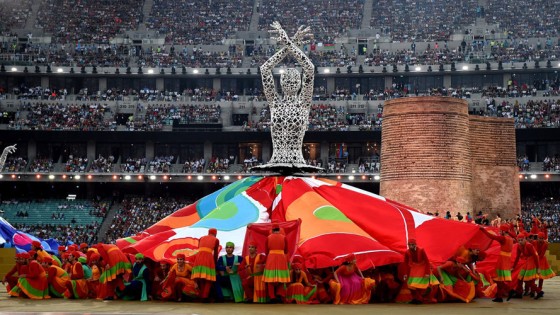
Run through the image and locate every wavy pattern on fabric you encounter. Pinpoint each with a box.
[117,176,493,271]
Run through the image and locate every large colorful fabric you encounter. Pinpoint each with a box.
[116,176,493,271]
[9,260,49,299]
[0,217,60,255]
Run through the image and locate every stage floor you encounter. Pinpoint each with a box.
[1,278,559,315]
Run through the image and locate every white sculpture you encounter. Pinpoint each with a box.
[0,144,17,171]
[254,22,322,173]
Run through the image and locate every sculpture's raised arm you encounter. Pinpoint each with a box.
[260,22,291,104]
[286,25,314,105]
[0,144,17,171]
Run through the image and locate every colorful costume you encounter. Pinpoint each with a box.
[512,236,539,296]
[240,252,267,303]
[96,244,131,299]
[63,258,89,299]
[479,225,513,302]
[330,255,374,304]
[191,228,219,299]
[161,257,198,300]
[285,263,317,304]
[263,226,290,300]
[116,254,150,301]
[8,256,49,299]
[436,259,476,303]
[216,253,244,302]
[403,239,438,303]
[47,264,70,298]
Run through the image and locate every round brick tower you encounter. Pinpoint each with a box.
[380,96,472,215]
[469,116,520,218]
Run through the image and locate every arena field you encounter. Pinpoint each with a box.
[1,278,559,315]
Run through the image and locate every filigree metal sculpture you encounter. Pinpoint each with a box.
[253,22,322,174]
[0,144,17,171]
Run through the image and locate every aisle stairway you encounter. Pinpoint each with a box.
[96,201,121,242]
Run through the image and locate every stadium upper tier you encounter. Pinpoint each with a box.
[0,0,559,68]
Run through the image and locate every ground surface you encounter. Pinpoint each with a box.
[1,278,559,315]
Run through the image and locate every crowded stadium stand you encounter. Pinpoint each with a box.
[0,0,560,247]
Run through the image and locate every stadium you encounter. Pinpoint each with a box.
[1,0,560,312]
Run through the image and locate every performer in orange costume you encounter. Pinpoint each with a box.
[63,251,89,299]
[240,241,267,303]
[191,228,220,300]
[162,253,199,301]
[263,223,290,302]
[479,225,514,302]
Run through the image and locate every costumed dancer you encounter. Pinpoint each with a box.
[2,253,28,293]
[285,262,317,304]
[240,241,267,303]
[403,239,439,304]
[263,223,290,303]
[87,253,102,299]
[216,241,244,302]
[8,252,50,299]
[330,253,375,304]
[161,254,198,301]
[116,253,151,301]
[41,256,70,298]
[95,243,132,300]
[63,251,89,299]
[151,260,171,300]
[511,233,540,299]
[534,232,555,299]
[436,257,476,303]
[191,228,220,300]
[479,224,514,302]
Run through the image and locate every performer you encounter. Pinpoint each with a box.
[534,232,555,299]
[41,256,70,298]
[263,223,290,302]
[511,233,540,299]
[216,242,244,302]
[285,262,317,304]
[87,253,102,299]
[8,252,50,299]
[403,239,438,304]
[330,254,375,304]
[2,253,28,293]
[116,253,151,301]
[436,257,476,303]
[240,241,267,303]
[479,225,514,302]
[95,243,132,300]
[63,251,89,299]
[151,260,171,300]
[161,254,198,301]
[31,241,54,264]
[191,228,220,300]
